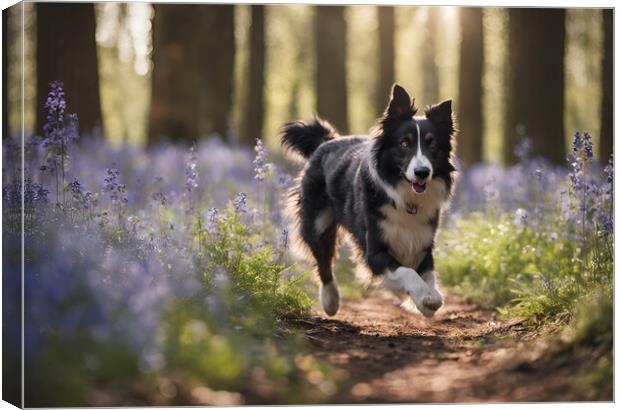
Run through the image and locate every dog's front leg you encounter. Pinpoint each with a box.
[365,217,437,317]
[420,271,443,314]
[384,267,443,318]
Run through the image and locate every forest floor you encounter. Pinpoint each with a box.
[293,289,612,404]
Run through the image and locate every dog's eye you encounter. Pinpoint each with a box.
[400,140,409,149]
[425,133,434,144]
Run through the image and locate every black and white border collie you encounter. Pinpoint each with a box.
[281,84,457,318]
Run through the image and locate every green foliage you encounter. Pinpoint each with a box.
[26,336,140,406]
[200,210,312,320]
[161,209,320,397]
[437,212,612,321]
[569,286,613,398]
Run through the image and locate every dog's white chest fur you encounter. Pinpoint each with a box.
[379,179,447,269]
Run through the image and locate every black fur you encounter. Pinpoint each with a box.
[281,84,457,287]
[280,115,337,160]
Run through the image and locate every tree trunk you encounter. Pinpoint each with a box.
[457,7,484,166]
[422,7,439,105]
[504,9,566,164]
[202,5,235,140]
[376,6,395,113]
[315,6,348,133]
[36,3,102,137]
[599,9,613,162]
[3,8,10,139]
[242,5,265,145]
[149,4,235,143]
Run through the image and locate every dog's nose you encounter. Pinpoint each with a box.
[414,167,430,180]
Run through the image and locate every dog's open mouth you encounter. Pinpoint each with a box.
[411,181,427,194]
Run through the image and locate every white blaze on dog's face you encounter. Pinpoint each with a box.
[404,122,433,194]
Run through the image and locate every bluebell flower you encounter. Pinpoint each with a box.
[253,138,269,182]
[572,132,583,153]
[278,228,289,252]
[604,154,613,184]
[42,81,79,149]
[185,145,198,193]
[583,132,593,159]
[233,192,247,214]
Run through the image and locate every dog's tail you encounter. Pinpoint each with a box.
[280,115,337,161]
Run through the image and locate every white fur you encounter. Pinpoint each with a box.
[367,159,405,209]
[405,123,433,182]
[379,176,447,318]
[314,208,333,235]
[383,266,429,301]
[378,178,446,269]
[420,270,443,313]
[320,281,340,316]
[382,266,439,317]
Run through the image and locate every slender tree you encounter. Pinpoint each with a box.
[242,5,265,144]
[457,7,484,166]
[376,6,395,113]
[36,3,102,137]
[599,9,613,162]
[202,5,235,140]
[149,4,235,143]
[422,7,440,105]
[315,6,348,133]
[504,9,566,164]
[3,8,10,139]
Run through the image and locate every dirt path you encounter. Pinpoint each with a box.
[297,289,607,403]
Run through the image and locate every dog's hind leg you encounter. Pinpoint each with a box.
[300,203,340,316]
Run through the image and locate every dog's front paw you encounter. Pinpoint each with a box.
[320,281,340,316]
[417,289,443,318]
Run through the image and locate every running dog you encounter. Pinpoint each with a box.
[281,84,457,317]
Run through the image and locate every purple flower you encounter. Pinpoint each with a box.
[572,132,583,153]
[253,138,269,182]
[103,167,127,205]
[233,192,247,214]
[278,228,289,252]
[42,81,79,149]
[185,145,198,193]
[583,132,593,159]
[604,154,613,184]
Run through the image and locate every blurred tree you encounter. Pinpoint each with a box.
[422,7,439,105]
[3,9,9,139]
[376,6,395,113]
[457,7,484,166]
[504,9,566,164]
[315,6,348,133]
[599,9,612,162]
[36,3,102,137]
[242,5,265,144]
[149,4,235,143]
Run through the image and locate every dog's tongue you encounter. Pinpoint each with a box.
[412,182,426,194]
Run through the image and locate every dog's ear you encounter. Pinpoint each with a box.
[425,100,455,136]
[380,84,417,131]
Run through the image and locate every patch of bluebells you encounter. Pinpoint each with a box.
[3,105,298,391]
[447,133,613,261]
[2,177,49,207]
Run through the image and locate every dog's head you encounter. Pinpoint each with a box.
[372,84,456,194]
